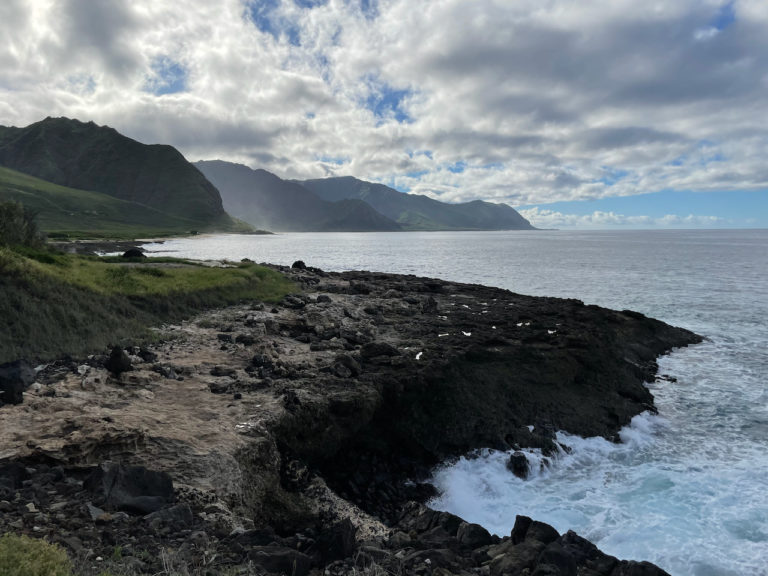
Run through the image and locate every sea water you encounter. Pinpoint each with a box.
[143,229,768,575]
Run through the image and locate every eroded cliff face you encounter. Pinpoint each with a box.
[0,265,699,574]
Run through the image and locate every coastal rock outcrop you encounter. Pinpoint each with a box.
[0,265,698,574]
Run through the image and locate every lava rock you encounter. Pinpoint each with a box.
[84,462,174,515]
[292,260,307,269]
[104,347,132,376]
[457,521,493,549]
[0,360,35,405]
[121,248,145,258]
[507,451,530,479]
[360,342,400,359]
[248,546,312,576]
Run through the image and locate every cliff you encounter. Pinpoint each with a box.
[0,265,700,575]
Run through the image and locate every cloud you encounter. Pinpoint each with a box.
[519,207,727,229]
[0,0,766,214]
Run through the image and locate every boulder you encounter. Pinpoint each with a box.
[0,360,35,405]
[248,546,312,576]
[360,342,400,359]
[292,260,307,269]
[507,451,530,479]
[84,462,174,515]
[0,461,29,498]
[144,503,194,529]
[121,248,145,258]
[104,346,132,376]
[313,518,357,563]
[457,521,493,549]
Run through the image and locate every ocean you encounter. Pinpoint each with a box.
[142,229,768,576]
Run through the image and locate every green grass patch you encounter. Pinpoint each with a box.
[0,248,294,363]
[0,533,73,576]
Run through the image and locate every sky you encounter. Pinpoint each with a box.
[1,0,767,229]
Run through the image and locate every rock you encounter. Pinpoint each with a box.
[248,546,313,576]
[489,539,547,576]
[0,461,29,498]
[511,515,533,544]
[360,342,400,359]
[84,462,174,515]
[507,451,530,479]
[216,333,233,343]
[138,347,157,362]
[313,519,357,563]
[332,354,361,378]
[457,521,493,549]
[210,365,236,378]
[0,360,35,405]
[121,248,145,258]
[611,561,672,576]
[292,260,307,269]
[283,295,307,309]
[316,294,332,303]
[235,334,256,345]
[104,346,132,376]
[144,503,194,529]
[537,541,578,576]
[525,521,560,545]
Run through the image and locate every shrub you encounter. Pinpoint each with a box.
[0,533,73,576]
[0,200,46,248]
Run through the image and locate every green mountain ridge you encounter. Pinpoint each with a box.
[194,160,401,232]
[0,166,224,239]
[0,117,230,227]
[300,176,535,231]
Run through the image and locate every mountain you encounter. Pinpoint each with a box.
[0,117,230,226]
[0,166,207,239]
[194,160,401,232]
[300,176,535,231]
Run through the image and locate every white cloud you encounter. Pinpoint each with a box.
[1,0,766,209]
[519,207,727,229]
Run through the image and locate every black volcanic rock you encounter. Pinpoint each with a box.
[0,117,227,224]
[301,175,535,230]
[0,360,35,406]
[195,160,401,232]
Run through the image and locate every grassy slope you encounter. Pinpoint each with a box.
[0,166,249,239]
[0,247,294,363]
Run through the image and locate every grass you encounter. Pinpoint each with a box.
[0,247,294,363]
[0,533,73,576]
[0,166,252,240]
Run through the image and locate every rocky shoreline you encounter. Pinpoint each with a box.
[0,264,701,575]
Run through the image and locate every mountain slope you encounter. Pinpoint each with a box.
[0,166,206,238]
[195,160,400,232]
[300,176,535,231]
[0,117,228,225]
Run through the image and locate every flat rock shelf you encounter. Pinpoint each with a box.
[0,265,701,576]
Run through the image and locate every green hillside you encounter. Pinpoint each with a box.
[0,166,242,239]
[0,117,228,224]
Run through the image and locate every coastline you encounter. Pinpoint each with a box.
[0,264,701,575]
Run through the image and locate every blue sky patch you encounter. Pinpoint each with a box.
[711,2,736,30]
[246,0,301,45]
[595,167,629,186]
[145,57,187,95]
[294,0,327,8]
[317,155,348,165]
[364,77,413,124]
[447,161,466,174]
[519,189,767,227]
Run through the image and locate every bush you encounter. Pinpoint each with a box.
[0,533,73,576]
[0,200,45,248]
